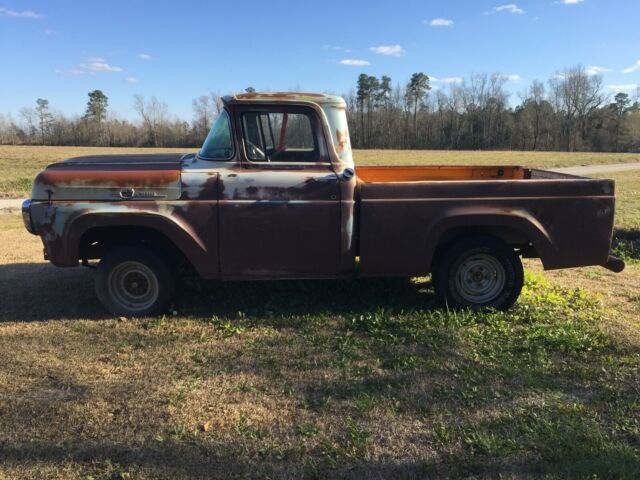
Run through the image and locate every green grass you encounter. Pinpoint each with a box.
[1,230,639,480]
[1,145,639,197]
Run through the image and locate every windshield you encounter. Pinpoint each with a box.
[199,109,234,160]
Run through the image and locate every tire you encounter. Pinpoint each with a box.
[433,236,524,311]
[95,246,175,317]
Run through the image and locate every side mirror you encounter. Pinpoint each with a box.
[342,168,355,181]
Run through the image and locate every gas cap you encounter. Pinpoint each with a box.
[342,168,355,180]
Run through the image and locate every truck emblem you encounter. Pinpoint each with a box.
[119,188,135,199]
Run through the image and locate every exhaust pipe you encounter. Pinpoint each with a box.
[603,255,625,273]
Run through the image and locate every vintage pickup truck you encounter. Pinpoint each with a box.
[22,92,624,316]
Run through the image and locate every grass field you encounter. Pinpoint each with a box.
[1,144,640,198]
[0,146,639,478]
[0,212,638,479]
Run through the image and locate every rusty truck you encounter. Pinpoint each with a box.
[22,92,625,316]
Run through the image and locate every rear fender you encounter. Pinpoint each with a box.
[426,208,556,270]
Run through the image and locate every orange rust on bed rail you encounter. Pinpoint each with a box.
[356,165,529,183]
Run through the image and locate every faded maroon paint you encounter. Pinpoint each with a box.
[218,167,341,278]
[32,154,184,201]
[358,173,615,275]
[22,92,622,283]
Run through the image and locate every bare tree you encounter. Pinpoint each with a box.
[549,65,604,151]
[19,107,38,143]
[192,95,216,142]
[134,94,169,147]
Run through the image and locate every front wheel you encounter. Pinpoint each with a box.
[433,236,524,311]
[95,247,175,316]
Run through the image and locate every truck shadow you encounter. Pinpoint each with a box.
[0,262,437,323]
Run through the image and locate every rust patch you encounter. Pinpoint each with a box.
[235,92,327,100]
[37,169,180,188]
[335,129,349,154]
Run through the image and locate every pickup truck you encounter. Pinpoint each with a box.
[22,92,625,316]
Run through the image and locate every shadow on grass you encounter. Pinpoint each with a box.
[0,440,439,479]
[613,228,640,261]
[0,262,437,323]
[2,263,640,479]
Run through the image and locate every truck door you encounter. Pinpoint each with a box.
[219,105,341,278]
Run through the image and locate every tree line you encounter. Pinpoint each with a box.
[0,91,224,148]
[1,64,639,152]
[346,66,640,152]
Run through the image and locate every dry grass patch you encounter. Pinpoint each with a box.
[1,212,639,479]
[2,145,639,198]
[354,149,640,169]
[0,146,196,198]
[593,170,640,231]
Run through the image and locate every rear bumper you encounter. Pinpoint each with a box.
[603,255,625,273]
[21,199,36,235]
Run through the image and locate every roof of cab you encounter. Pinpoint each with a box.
[222,92,345,107]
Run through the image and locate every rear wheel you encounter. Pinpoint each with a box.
[96,246,175,316]
[433,236,523,311]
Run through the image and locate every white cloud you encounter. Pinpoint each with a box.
[607,84,639,92]
[126,77,139,84]
[56,57,124,75]
[484,4,525,15]
[339,59,370,66]
[369,45,405,57]
[323,45,352,53]
[440,77,464,84]
[0,7,42,18]
[137,53,153,60]
[622,60,640,74]
[502,74,521,81]
[44,28,54,35]
[497,4,525,13]
[79,61,123,73]
[428,18,454,27]
[54,68,85,76]
[585,65,611,75]
[560,0,584,4]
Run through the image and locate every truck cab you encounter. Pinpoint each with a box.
[22,92,624,316]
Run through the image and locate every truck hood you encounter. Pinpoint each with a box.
[32,154,186,201]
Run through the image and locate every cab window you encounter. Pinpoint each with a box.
[199,110,234,160]
[242,111,321,163]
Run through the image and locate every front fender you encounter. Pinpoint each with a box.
[31,201,218,278]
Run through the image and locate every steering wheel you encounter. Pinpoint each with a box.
[246,140,266,161]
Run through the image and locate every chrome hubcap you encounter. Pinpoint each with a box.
[107,261,159,312]
[454,254,506,304]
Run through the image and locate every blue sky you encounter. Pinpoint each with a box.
[1,0,639,121]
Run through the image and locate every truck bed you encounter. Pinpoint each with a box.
[357,166,616,277]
